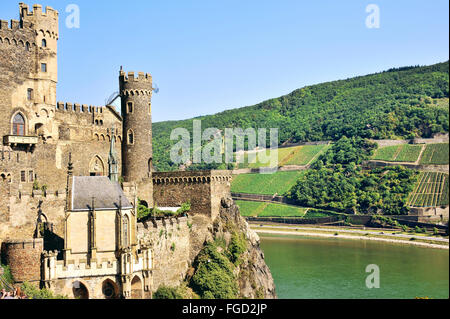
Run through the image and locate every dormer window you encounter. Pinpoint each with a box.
[42,39,47,47]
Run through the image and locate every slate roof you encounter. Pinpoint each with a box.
[71,176,132,211]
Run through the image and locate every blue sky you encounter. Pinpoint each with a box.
[1,0,448,122]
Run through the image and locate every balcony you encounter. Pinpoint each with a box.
[3,135,39,147]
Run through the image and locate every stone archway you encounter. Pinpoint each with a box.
[102,279,119,299]
[72,281,89,299]
[89,155,105,176]
[131,275,143,299]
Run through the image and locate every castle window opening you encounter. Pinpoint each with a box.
[42,39,47,48]
[28,170,34,182]
[127,102,133,114]
[25,42,30,51]
[27,88,34,100]
[12,113,25,136]
[122,215,129,248]
[41,63,47,73]
[20,171,26,183]
[127,130,134,145]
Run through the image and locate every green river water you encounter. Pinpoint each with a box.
[259,234,449,299]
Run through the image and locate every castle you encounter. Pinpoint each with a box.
[0,3,235,299]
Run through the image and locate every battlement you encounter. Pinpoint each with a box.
[0,3,58,46]
[20,3,58,20]
[56,102,104,114]
[152,170,233,185]
[120,71,152,83]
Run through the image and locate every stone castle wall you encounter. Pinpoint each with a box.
[2,238,43,284]
[137,216,191,291]
[152,170,232,220]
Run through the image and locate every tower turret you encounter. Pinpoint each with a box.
[20,3,59,105]
[119,70,153,184]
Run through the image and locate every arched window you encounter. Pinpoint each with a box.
[122,215,129,248]
[42,39,47,47]
[127,130,134,145]
[12,113,25,136]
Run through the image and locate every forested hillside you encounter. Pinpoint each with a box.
[153,61,449,171]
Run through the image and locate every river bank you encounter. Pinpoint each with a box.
[250,223,449,250]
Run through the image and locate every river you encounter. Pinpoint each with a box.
[259,233,449,299]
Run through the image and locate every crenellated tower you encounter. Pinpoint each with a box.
[19,3,59,106]
[119,70,154,206]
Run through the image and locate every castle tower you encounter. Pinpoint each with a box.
[119,70,154,206]
[20,3,59,106]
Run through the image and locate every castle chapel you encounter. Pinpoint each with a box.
[0,3,233,298]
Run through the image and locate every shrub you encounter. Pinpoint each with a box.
[228,232,247,265]
[0,265,14,289]
[190,241,239,299]
[20,282,67,299]
[153,286,183,299]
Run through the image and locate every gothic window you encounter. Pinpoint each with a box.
[122,215,129,248]
[89,156,105,176]
[127,130,134,145]
[25,42,30,51]
[12,113,25,136]
[42,39,47,47]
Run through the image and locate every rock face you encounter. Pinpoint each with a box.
[188,197,277,299]
[217,197,277,299]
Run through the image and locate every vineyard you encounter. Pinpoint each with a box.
[234,200,337,218]
[231,170,304,195]
[372,144,423,162]
[419,143,449,165]
[407,172,449,207]
[372,143,449,164]
[236,144,329,169]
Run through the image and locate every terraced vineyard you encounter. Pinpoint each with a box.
[235,200,338,218]
[236,144,329,169]
[231,170,304,195]
[235,200,307,217]
[419,143,449,165]
[372,144,423,162]
[407,172,449,207]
